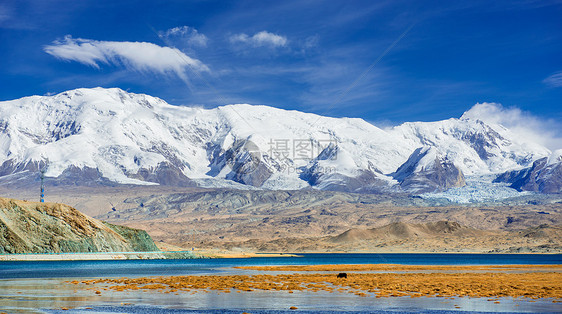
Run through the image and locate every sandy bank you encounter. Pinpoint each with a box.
[194,248,299,258]
[0,250,297,261]
[0,251,198,261]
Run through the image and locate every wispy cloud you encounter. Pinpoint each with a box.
[462,102,562,150]
[0,3,11,24]
[230,31,288,48]
[158,26,208,48]
[543,71,562,87]
[44,35,209,82]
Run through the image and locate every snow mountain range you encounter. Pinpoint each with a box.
[0,87,559,194]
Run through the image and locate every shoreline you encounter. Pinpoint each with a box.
[0,251,200,261]
[1,250,559,261]
[0,251,301,261]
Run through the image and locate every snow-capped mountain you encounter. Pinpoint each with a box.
[392,147,466,194]
[0,87,553,193]
[494,149,562,193]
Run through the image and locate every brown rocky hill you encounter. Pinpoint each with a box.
[201,221,562,253]
[330,221,484,243]
[325,222,562,253]
[0,197,158,254]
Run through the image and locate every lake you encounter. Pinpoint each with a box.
[1,253,561,313]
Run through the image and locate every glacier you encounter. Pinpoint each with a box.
[420,175,534,204]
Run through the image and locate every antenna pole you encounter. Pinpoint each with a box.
[40,169,45,203]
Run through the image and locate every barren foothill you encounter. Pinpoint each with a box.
[3,187,561,254]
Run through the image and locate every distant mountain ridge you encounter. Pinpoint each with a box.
[0,87,556,194]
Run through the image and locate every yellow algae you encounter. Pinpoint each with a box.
[69,267,562,300]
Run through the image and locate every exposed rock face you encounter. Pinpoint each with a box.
[0,160,46,177]
[393,147,466,193]
[300,144,389,193]
[495,150,562,193]
[208,138,277,187]
[0,197,158,254]
[129,162,194,187]
[304,170,387,193]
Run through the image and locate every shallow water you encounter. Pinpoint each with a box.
[2,253,561,280]
[1,281,560,313]
[0,253,561,313]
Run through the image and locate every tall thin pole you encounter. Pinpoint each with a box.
[40,169,45,203]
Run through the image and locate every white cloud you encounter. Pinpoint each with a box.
[461,102,562,151]
[44,35,209,82]
[304,35,319,49]
[543,71,562,87]
[230,31,288,48]
[0,4,11,24]
[158,26,208,48]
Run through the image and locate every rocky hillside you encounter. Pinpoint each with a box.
[0,197,158,254]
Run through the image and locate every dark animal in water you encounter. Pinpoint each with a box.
[337,273,347,278]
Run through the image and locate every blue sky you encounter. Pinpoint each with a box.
[0,0,561,143]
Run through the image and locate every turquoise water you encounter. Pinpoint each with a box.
[0,253,561,313]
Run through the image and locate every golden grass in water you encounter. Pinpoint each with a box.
[69,264,562,301]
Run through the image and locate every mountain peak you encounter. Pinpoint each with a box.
[0,88,553,195]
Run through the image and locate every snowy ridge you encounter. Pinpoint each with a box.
[493,150,562,194]
[0,87,553,193]
[391,118,549,175]
[548,149,562,166]
[391,146,466,194]
[392,147,441,182]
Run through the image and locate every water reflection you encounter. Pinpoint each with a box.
[1,278,560,313]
